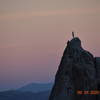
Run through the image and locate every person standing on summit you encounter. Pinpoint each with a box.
[72,32,75,38]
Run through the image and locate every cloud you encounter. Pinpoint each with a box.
[0,7,99,21]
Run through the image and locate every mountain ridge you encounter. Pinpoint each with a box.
[18,82,53,93]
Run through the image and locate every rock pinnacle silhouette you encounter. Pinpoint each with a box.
[49,35,100,100]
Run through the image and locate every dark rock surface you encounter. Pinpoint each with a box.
[49,37,99,100]
[95,57,100,100]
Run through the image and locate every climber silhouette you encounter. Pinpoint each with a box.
[72,32,74,38]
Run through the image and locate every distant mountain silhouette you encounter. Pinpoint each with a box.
[0,83,53,100]
[18,83,53,93]
[0,90,50,100]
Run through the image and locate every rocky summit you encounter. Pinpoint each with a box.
[49,37,100,100]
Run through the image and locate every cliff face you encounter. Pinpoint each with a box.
[95,57,100,100]
[49,37,99,100]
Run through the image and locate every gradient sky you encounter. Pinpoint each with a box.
[0,0,100,91]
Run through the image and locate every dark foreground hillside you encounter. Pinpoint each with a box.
[0,90,50,100]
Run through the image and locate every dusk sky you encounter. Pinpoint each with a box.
[0,0,100,91]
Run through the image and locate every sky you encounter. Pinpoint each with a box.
[0,0,100,91]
